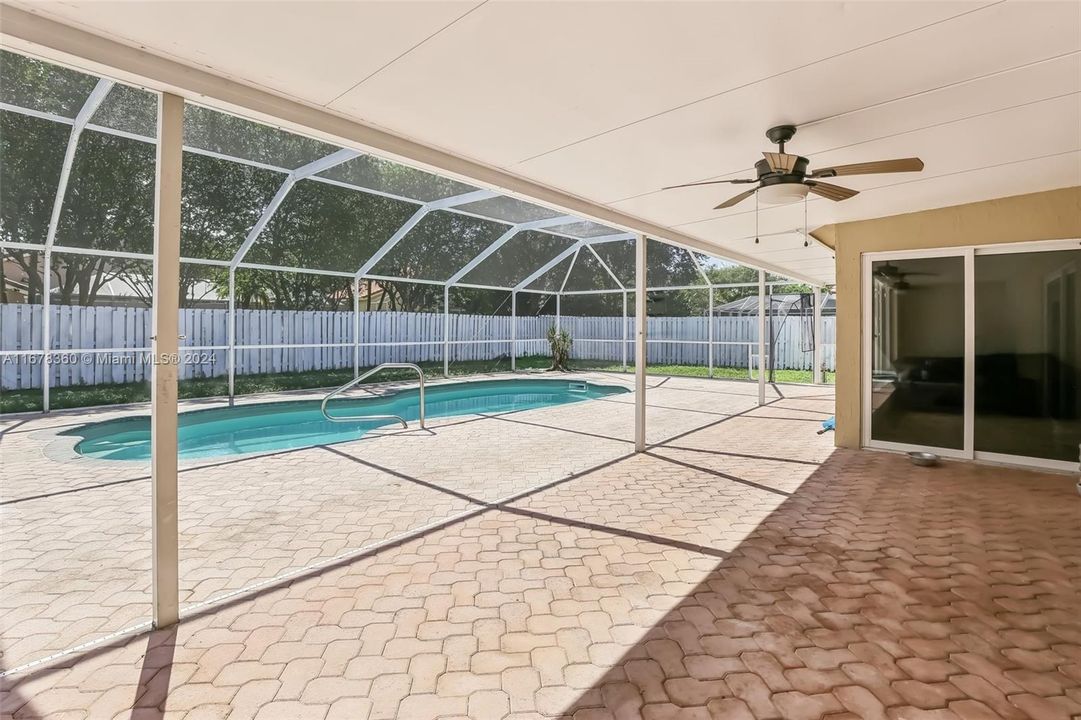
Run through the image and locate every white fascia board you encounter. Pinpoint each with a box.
[0,6,819,285]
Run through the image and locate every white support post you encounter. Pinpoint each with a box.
[353,277,361,378]
[555,294,561,334]
[151,91,183,629]
[442,286,450,377]
[227,268,236,404]
[812,286,824,385]
[510,291,517,371]
[622,290,628,373]
[758,270,766,406]
[42,249,51,412]
[634,234,647,452]
[707,286,714,378]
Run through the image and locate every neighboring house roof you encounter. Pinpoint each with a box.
[714,292,836,316]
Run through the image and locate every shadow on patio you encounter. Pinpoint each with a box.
[2,384,1077,719]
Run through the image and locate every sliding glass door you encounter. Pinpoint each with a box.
[864,240,1081,470]
[868,255,966,452]
[974,248,1080,464]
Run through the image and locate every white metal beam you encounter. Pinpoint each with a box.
[634,234,647,452]
[442,286,450,377]
[445,214,578,286]
[41,77,113,412]
[354,189,497,280]
[584,244,625,290]
[294,147,360,178]
[229,177,295,270]
[559,248,580,294]
[758,270,766,405]
[355,207,430,279]
[813,286,824,385]
[688,249,712,286]
[44,78,113,251]
[514,242,581,291]
[426,189,497,211]
[228,148,358,270]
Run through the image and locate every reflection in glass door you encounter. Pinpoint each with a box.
[868,256,966,451]
[865,241,1081,470]
[975,249,1080,463]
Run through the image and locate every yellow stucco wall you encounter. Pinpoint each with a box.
[830,186,1081,448]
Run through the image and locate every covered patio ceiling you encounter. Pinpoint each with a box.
[2,1,1079,286]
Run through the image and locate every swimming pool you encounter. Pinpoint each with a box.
[64,378,629,461]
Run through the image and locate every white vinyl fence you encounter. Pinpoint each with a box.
[1,303,835,390]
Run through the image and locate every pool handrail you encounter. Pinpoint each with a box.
[320,363,426,429]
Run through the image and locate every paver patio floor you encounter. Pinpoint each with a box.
[2,375,1079,719]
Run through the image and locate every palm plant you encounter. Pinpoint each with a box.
[547,326,573,371]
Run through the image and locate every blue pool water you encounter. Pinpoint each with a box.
[65,378,628,461]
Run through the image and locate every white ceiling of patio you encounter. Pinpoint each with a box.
[5,0,1081,285]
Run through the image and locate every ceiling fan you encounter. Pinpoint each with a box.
[874,262,936,291]
[664,125,924,209]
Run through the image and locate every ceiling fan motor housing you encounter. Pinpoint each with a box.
[755,156,810,184]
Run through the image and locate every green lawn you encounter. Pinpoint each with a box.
[0,355,834,414]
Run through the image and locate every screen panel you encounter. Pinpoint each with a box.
[316,154,478,203]
[369,211,508,282]
[245,179,418,271]
[0,110,69,246]
[454,196,563,224]
[184,103,341,171]
[0,49,99,119]
[460,231,576,289]
[88,83,157,138]
[54,128,156,254]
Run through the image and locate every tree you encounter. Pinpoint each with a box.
[0,112,68,303]
[51,130,156,306]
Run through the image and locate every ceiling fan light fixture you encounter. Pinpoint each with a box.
[756,182,809,205]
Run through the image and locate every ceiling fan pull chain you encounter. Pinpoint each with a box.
[754,192,759,244]
[803,195,809,247]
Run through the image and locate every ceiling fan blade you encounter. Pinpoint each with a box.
[807,181,859,202]
[810,157,924,178]
[663,178,757,190]
[714,187,758,210]
[762,152,800,174]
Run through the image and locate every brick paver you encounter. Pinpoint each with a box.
[2,375,1078,719]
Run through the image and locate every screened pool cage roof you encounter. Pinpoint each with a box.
[0,50,804,296]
